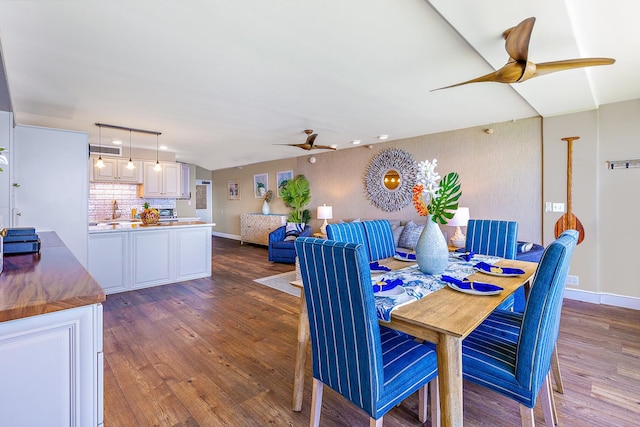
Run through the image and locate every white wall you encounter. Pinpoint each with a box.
[13,125,89,266]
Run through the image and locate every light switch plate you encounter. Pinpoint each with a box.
[552,203,565,212]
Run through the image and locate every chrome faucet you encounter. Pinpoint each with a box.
[112,200,121,220]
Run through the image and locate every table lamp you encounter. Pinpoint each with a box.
[317,204,333,235]
[448,207,469,248]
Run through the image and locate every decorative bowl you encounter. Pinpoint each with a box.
[140,208,160,225]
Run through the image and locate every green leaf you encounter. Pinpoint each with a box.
[429,172,461,224]
[279,175,311,223]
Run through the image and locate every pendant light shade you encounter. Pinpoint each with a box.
[154,133,162,171]
[95,124,105,168]
[126,129,135,170]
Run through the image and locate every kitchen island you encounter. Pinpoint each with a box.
[0,231,106,426]
[88,220,214,294]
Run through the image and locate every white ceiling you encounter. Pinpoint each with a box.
[0,0,637,171]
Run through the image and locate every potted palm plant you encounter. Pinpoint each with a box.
[278,174,311,224]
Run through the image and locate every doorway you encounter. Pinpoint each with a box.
[195,180,212,228]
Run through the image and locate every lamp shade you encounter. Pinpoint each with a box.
[317,205,333,220]
[448,207,469,227]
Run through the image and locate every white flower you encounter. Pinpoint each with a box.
[416,159,441,202]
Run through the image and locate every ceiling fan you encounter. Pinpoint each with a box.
[433,17,615,91]
[277,129,336,151]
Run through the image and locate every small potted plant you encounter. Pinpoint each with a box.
[140,202,160,225]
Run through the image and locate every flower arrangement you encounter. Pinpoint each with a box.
[263,189,273,203]
[412,159,461,224]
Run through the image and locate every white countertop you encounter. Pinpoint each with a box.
[89,220,214,234]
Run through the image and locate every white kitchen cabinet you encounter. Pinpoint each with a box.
[0,304,104,427]
[88,224,213,294]
[88,232,129,294]
[142,161,181,198]
[179,163,191,199]
[90,157,143,183]
[131,228,173,289]
[175,226,212,281]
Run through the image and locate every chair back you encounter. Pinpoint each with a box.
[294,237,384,415]
[515,230,578,392]
[465,219,518,259]
[326,222,368,255]
[362,219,396,261]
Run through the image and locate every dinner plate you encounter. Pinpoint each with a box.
[393,254,416,262]
[474,265,524,277]
[446,283,502,296]
[374,286,407,297]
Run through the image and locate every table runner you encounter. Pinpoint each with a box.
[373,253,500,322]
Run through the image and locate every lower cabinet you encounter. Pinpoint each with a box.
[89,225,212,294]
[0,304,104,427]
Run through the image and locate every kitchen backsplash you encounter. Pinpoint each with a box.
[89,182,176,221]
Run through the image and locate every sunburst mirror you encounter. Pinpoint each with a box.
[364,148,418,212]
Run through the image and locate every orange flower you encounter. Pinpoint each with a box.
[412,184,429,216]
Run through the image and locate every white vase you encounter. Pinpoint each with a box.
[262,200,270,215]
[415,215,449,275]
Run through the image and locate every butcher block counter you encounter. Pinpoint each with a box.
[0,231,105,322]
[0,231,105,427]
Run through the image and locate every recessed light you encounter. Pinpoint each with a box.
[329,144,338,149]
[378,134,389,140]
[159,145,168,150]
[351,140,361,145]
[112,139,122,145]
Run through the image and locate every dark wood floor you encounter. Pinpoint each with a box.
[103,236,640,426]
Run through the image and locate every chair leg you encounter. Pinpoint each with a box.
[310,379,323,427]
[547,373,559,425]
[369,417,383,427]
[429,377,440,427]
[551,345,564,394]
[519,405,535,427]
[418,383,428,423]
[539,375,556,427]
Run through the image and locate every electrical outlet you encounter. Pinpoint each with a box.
[552,203,565,212]
[545,202,552,212]
[565,275,579,286]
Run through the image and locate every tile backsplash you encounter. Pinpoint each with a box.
[89,183,176,221]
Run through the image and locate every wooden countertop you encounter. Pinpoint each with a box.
[0,231,106,323]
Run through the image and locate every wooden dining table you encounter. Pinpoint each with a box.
[290,255,538,427]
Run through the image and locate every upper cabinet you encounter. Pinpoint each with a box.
[179,163,191,199]
[141,161,181,198]
[90,157,143,183]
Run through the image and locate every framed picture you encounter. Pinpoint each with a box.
[227,180,240,200]
[253,173,268,198]
[276,170,294,197]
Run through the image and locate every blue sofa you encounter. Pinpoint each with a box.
[268,224,312,263]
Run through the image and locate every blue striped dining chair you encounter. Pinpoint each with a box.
[362,219,396,261]
[294,237,439,427]
[461,230,578,427]
[465,219,519,311]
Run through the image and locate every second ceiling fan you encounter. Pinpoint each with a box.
[433,17,615,91]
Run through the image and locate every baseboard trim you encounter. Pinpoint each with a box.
[212,231,241,241]
[564,288,640,310]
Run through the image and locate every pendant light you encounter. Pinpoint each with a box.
[95,124,105,168]
[126,129,135,170]
[154,133,162,171]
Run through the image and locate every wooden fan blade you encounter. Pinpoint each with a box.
[306,133,318,145]
[533,58,615,77]
[503,17,536,62]
[275,143,312,150]
[308,144,336,151]
[431,61,527,91]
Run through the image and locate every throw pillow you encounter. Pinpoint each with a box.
[517,241,534,253]
[285,222,306,241]
[392,225,405,247]
[397,221,425,250]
